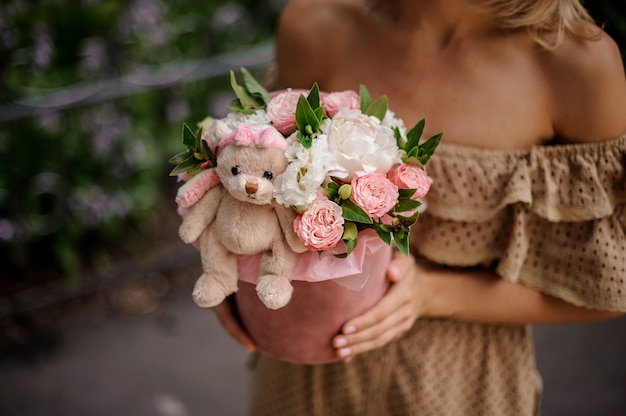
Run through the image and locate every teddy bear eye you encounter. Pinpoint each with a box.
[231,165,241,175]
[263,171,273,180]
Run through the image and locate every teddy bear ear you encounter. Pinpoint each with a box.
[219,123,256,149]
[258,127,288,150]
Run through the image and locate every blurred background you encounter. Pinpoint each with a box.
[0,1,625,415]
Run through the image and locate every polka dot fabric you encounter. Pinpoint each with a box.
[417,134,626,312]
[247,135,625,416]
[249,320,540,416]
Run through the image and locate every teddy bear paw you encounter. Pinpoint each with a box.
[256,275,293,310]
[192,274,237,308]
[179,222,203,245]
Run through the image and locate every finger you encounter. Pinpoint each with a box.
[386,252,415,283]
[333,267,418,359]
[336,297,412,346]
[332,256,424,361]
[342,276,413,334]
[334,305,414,359]
[353,301,412,342]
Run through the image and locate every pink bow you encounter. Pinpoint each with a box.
[219,123,288,151]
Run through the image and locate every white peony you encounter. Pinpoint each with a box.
[273,134,338,207]
[381,109,407,136]
[322,107,401,181]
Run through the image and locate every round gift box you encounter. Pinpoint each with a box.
[235,235,392,364]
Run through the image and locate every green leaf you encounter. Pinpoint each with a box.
[168,151,190,165]
[393,232,410,256]
[403,156,422,168]
[185,165,204,177]
[241,67,271,105]
[228,100,241,112]
[194,126,203,150]
[342,221,358,241]
[295,94,316,129]
[201,140,214,161]
[230,70,258,111]
[398,188,417,199]
[325,181,340,200]
[307,83,321,110]
[344,238,357,257]
[394,198,422,212]
[340,199,373,223]
[169,156,198,176]
[359,85,371,112]
[417,132,442,165]
[407,147,419,159]
[365,95,388,121]
[314,106,325,120]
[394,126,407,149]
[396,210,420,225]
[296,131,313,149]
[233,106,259,115]
[374,226,392,245]
[182,123,196,147]
[406,119,425,150]
[295,93,321,146]
[229,71,247,110]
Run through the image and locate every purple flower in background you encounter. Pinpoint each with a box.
[32,22,53,69]
[68,185,132,227]
[81,104,129,155]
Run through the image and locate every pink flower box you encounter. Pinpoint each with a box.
[235,231,392,364]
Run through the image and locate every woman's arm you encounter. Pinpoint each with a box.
[333,253,624,360]
[546,31,626,142]
[210,297,257,353]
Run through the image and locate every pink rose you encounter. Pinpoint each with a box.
[322,90,360,117]
[351,172,399,219]
[388,163,433,199]
[266,89,308,135]
[294,197,345,251]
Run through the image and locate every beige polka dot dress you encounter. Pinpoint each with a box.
[247,135,626,416]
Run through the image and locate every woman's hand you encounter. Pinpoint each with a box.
[211,298,257,353]
[332,252,428,361]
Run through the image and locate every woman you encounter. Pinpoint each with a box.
[213,0,626,414]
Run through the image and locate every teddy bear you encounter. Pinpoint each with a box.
[177,122,307,310]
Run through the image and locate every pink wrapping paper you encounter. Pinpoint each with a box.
[235,231,392,364]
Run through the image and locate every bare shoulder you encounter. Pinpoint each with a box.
[541,31,626,142]
[273,0,364,89]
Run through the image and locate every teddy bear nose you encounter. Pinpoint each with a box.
[245,182,258,195]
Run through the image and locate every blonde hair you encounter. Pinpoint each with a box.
[477,0,601,48]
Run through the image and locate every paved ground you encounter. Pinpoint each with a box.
[0,293,250,416]
[1,269,625,416]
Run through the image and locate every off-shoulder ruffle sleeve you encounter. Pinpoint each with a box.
[413,135,626,312]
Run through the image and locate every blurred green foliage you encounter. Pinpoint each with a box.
[0,0,623,288]
[0,0,283,284]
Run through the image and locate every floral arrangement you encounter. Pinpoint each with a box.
[169,68,440,257]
